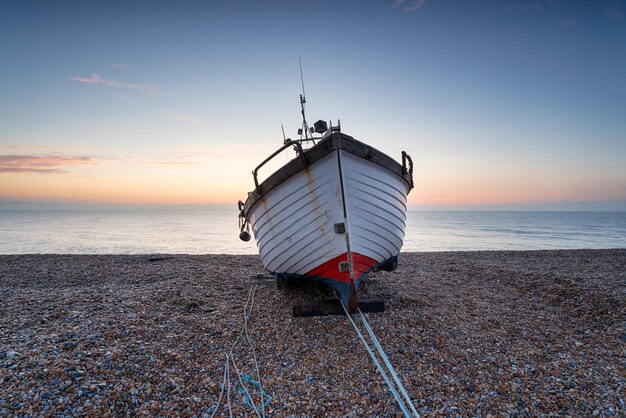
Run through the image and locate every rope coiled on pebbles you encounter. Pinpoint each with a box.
[341,301,420,418]
[211,279,269,418]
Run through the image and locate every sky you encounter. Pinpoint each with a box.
[1,0,625,210]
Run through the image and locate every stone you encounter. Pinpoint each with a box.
[6,351,21,359]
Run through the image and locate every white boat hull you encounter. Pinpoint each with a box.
[249,152,346,274]
[241,132,413,309]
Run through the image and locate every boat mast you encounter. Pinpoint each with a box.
[299,57,311,141]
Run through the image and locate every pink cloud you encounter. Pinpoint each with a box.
[0,155,96,174]
[70,74,157,95]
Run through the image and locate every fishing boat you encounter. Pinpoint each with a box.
[238,94,413,313]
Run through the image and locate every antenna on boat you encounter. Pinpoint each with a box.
[299,57,306,106]
[280,117,287,143]
[298,57,312,141]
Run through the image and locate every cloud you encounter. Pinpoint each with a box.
[167,113,199,123]
[0,149,201,173]
[393,0,425,12]
[70,74,157,95]
[558,17,578,28]
[405,0,426,12]
[605,6,624,20]
[501,4,541,12]
[109,64,128,68]
[1,167,66,174]
[0,155,96,174]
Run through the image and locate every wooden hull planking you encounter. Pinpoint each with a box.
[245,135,410,308]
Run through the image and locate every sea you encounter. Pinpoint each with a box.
[0,210,624,254]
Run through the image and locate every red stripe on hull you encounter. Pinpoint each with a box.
[352,252,379,280]
[305,252,378,283]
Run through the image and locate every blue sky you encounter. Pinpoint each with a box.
[1,0,625,209]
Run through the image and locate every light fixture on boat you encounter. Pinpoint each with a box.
[313,120,328,134]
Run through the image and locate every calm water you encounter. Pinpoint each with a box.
[0,210,624,254]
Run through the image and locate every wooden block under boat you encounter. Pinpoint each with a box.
[292,298,384,317]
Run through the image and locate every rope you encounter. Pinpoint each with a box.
[341,301,419,417]
[240,374,272,410]
[211,278,270,417]
[358,309,420,417]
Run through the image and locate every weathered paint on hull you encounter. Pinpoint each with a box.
[249,152,346,275]
[247,146,409,307]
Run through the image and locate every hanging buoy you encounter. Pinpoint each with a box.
[239,231,251,242]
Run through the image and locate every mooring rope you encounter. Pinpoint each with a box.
[358,309,420,417]
[341,301,419,417]
[211,278,270,418]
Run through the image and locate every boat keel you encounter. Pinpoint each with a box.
[347,283,359,313]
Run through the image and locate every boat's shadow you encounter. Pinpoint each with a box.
[277,277,336,302]
[274,271,399,315]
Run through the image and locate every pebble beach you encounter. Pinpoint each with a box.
[1,249,624,417]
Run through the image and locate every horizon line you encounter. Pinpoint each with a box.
[0,200,625,212]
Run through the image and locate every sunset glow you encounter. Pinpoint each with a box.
[1,1,625,210]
